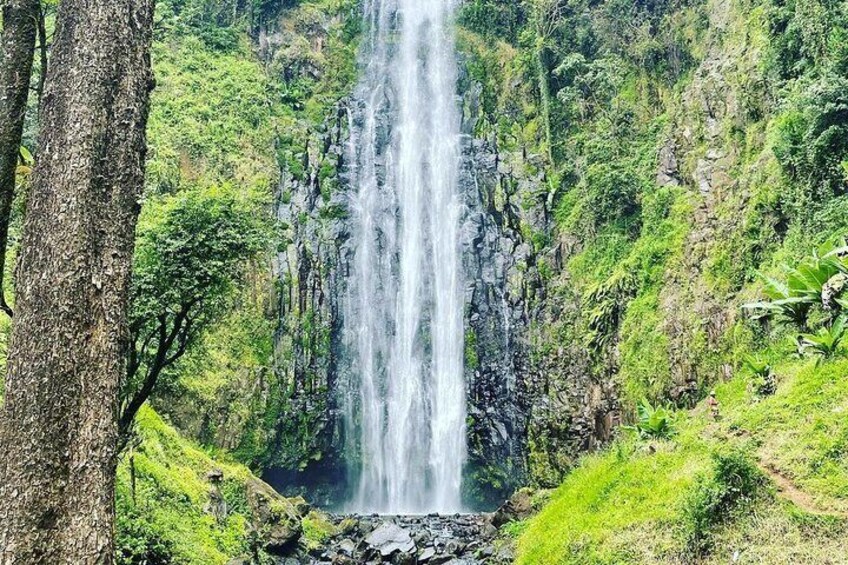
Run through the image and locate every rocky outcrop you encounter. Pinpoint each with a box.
[301,514,510,564]
[246,478,307,554]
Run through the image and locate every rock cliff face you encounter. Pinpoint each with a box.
[459,99,622,495]
[162,0,629,509]
[259,94,356,505]
[264,47,622,505]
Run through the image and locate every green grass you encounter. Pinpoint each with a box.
[726,356,848,508]
[117,407,255,565]
[517,353,848,564]
[517,424,710,563]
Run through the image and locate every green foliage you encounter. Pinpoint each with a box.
[116,407,256,565]
[580,163,643,234]
[765,0,848,79]
[743,239,848,327]
[771,77,848,201]
[146,34,277,195]
[518,351,848,563]
[800,314,847,362]
[681,450,766,556]
[458,0,527,44]
[300,512,338,551]
[116,509,177,565]
[627,398,678,440]
[743,355,777,396]
[584,270,638,353]
[501,520,529,538]
[132,184,269,324]
[124,184,270,421]
[464,329,480,371]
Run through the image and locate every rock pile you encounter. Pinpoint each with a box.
[287,513,514,564]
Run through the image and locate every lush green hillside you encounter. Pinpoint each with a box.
[517,356,848,563]
[453,0,848,561]
[6,0,848,561]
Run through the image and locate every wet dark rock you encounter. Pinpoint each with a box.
[280,514,511,564]
[365,523,416,557]
[245,478,303,554]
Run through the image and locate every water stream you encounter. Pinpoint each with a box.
[342,0,466,514]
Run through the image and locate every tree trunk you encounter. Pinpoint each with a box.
[0,0,156,563]
[0,0,40,317]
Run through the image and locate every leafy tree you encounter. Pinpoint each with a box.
[458,0,527,43]
[119,184,270,440]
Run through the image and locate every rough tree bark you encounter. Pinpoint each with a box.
[0,0,40,317]
[0,0,156,563]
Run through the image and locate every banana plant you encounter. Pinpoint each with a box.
[800,315,847,364]
[744,239,848,327]
[743,355,776,396]
[625,398,677,440]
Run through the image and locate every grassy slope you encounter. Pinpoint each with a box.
[500,1,848,565]
[117,407,255,565]
[517,355,848,564]
[117,407,337,564]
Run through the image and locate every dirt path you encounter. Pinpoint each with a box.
[757,460,848,519]
[705,423,848,519]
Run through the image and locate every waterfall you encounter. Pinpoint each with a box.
[342,0,466,514]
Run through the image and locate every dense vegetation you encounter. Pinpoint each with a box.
[111,0,359,561]
[456,0,848,562]
[3,0,848,562]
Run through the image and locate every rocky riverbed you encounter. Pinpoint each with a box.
[283,513,514,564]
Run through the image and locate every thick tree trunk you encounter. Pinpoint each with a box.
[0,0,40,316]
[0,0,156,563]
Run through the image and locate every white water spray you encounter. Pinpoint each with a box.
[343,0,466,514]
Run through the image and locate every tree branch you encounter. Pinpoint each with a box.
[118,305,195,444]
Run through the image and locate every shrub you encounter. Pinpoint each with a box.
[581,163,642,234]
[627,398,677,440]
[772,77,848,200]
[743,355,777,396]
[116,509,177,565]
[681,450,766,556]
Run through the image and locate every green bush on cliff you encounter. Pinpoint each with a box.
[681,449,767,556]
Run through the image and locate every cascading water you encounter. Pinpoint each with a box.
[342,0,466,514]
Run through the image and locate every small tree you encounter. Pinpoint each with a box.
[118,184,269,441]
